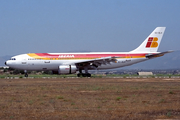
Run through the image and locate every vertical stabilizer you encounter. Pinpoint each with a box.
[131,27,166,53]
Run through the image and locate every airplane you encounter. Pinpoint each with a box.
[5,27,173,77]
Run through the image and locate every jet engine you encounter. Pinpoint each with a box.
[58,65,77,74]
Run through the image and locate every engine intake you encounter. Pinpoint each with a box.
[58,65,77,74]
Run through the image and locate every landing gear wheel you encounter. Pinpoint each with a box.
[77,73,82,77]
[86,73,91,77]
[77,73,91,77]
[77,69,91,77]
[82,74,87,77]
[25,73,28,77]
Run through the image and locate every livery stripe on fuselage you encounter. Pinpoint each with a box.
[27,53,147,60]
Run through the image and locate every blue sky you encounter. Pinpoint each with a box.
[0,0,180,56]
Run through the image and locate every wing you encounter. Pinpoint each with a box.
[146,50,173,59]
[74,56,118,69]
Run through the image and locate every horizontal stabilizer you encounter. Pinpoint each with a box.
[146,50,173,59]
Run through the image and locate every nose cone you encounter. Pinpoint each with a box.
[5,61,10,66]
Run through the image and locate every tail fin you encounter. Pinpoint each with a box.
[131,27,166,53]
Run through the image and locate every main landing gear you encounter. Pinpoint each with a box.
[77,73,91,77]
[77,69,91,77]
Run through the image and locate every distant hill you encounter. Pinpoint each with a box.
[0,51,179,69]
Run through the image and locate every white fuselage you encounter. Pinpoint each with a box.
[5,52,149,71]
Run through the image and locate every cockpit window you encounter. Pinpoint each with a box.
[11,58,16,60]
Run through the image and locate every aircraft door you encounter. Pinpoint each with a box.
[124,54,132,64]
[21,58,27,65]
[126,54,132,61]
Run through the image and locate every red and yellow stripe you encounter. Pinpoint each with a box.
[27,53,147,60]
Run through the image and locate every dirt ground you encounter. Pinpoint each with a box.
[0,77,180,120]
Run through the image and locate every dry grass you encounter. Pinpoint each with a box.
[0,78,180,120]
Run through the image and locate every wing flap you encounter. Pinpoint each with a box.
[74,56,118,68]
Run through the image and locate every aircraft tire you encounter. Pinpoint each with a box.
[77,73,82,77]
[77,73,91,77]
[25,73,28,77]
[86,73,91,77]
[84,73,91,77]
[82,74,87,77]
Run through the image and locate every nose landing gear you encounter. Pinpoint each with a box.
[24,70,28,77]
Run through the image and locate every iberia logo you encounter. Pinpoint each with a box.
[146,37,158,48]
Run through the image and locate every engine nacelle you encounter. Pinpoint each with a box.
[58,65,77,74]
